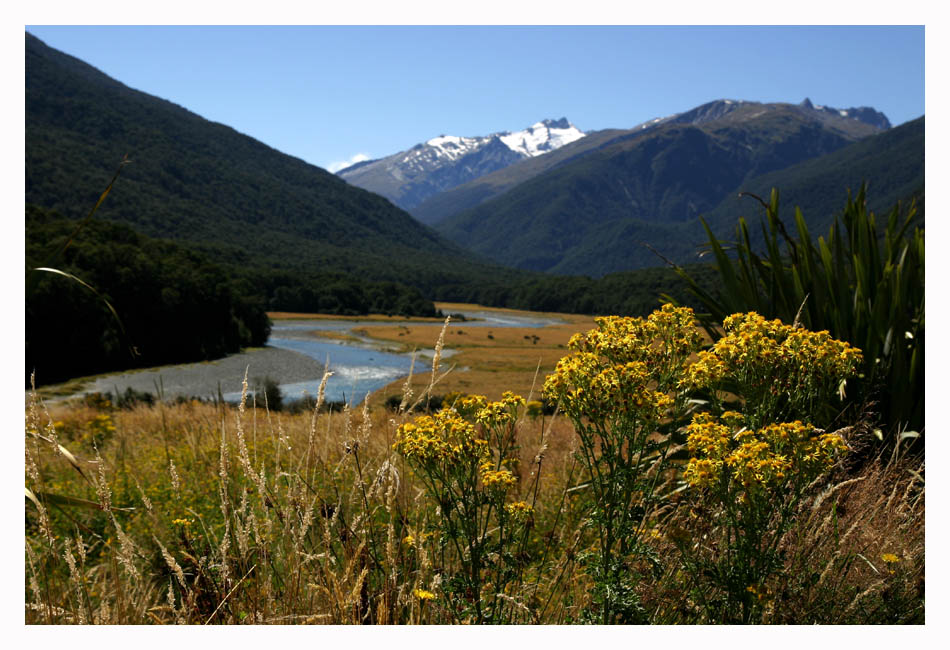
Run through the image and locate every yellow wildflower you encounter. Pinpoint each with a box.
[481,466,517,490]
[413,588,436,601]
[394,408,487,467]
[504,501,534,520]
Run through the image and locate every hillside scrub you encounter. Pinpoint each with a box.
[25,305,923,624]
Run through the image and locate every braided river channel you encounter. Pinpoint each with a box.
[76,309,560,405]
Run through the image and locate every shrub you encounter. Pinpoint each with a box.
[542,304,703,623]
[252,376,283,411]
[393,392,533,623]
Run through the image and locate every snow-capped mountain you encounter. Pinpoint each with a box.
[413,97,893,229]
[337,118,585,212]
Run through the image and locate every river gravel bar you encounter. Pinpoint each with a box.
[69,346,330,401]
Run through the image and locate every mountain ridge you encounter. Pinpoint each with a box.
[26,32,512,298]
[411,98,889,226]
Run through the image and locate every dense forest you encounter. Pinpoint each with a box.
[433,262,721,317]
[26,205,272,386]
[25,203,457,386]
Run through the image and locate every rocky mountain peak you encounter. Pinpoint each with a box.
[540,117,572,129]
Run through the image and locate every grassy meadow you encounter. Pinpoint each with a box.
[25,303,924,624]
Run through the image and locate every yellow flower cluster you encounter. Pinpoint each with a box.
[455,393,488,417]
[544,356,672,422]
[394,409,488,467]
[568,304,702,369]
[544,305,700,425]
[474,392,526,428]
[480,461,517,491]
[681,312,862,391]
[683,412,733,459]
[725,438,793,489]
[684,413,847,490]
[413,588,436,601]
[504,501,534,520]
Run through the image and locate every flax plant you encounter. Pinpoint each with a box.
[672,186,923,434]
[542,304,702,623]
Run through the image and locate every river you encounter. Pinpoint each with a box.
[74,309,561,406]
[225,310,561,404]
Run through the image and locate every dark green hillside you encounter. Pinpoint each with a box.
[436,112,921,276]
[25,33,504,295]
[702,116,924,237]
[437,108,866,273]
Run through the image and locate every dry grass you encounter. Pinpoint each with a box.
[25,382,588,624]
[26,389,923,624]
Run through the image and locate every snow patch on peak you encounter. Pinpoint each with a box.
[424,134,482,154]
[500,119,585,157]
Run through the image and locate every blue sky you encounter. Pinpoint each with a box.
[24,24,925,173]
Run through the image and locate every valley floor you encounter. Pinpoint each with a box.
[33,303,597,408]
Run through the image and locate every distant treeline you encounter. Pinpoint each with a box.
[432,263,721,318]
[246,271,441,318]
